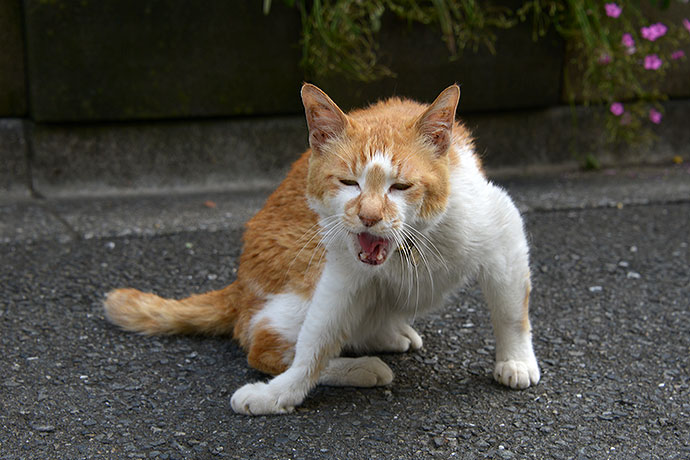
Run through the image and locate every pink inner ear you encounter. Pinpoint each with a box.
[419,114,453,154]
[308,105,342,139]
[417,87,459,155]
[302,85,347,152]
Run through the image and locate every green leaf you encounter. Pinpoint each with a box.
[583,154,601,171]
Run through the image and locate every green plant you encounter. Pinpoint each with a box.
[266,0,519,81]
[553,1,690,146]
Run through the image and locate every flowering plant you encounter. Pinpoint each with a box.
[560,1,690,146]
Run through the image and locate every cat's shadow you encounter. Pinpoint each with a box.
[305,359,494,414]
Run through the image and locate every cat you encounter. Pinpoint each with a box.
[104,83,540,415]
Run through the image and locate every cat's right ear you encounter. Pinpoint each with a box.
[301,83,349,154]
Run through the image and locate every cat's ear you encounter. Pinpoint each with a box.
[301,83,349,154]
[415,84,460,156]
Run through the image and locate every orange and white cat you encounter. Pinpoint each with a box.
[104,83,540,415]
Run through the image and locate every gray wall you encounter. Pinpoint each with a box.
[4,1,690,122]
[13,0,566,122]
[0,0,26,116]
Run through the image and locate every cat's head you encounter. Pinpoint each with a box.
[301,84,461,267]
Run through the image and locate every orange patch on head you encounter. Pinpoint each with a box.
[364,163,387,191]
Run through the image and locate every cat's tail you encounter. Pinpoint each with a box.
[103,285,239,336]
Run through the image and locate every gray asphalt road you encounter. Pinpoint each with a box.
[1,166,689,459]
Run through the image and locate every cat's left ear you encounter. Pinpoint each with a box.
[415,84,460,156]
[301,83,349,154]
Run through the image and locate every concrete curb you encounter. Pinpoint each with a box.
[0,119,30,199]
[2,165,689,245]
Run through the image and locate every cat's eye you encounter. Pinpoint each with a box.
[390,183,412,191]
[339,179,359,187]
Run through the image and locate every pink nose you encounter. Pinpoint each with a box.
[359,215,381,227]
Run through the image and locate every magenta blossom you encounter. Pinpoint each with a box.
[621,33,635,48]
[683,18,690,33]
[641,23,667,41]
[649,109,662,124]
[605,3,622,18]
[598,53,612,64]
[672,50,686,60]
[644,54,662,70]
[610,102,624,116]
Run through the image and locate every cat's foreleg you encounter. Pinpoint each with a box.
[479,250,540,389]
[230,265,390,415]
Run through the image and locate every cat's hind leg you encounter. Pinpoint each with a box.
[318,357,394,387]
[245,321,295,376]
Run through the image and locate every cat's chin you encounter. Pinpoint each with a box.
[355,232,392,266]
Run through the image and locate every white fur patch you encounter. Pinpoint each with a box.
[250,292,310,344]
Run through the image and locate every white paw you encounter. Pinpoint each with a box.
[230,381,299,415]
[319,357,394,387]
[401,324,423,351]
[364,324,423,353]
[493,359,540,389]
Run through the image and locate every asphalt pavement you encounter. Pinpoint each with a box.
[1,164,689,459]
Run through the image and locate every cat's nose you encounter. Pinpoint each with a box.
[359,215,381,228]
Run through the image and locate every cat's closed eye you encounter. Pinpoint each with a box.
[390,183,412,191]
[339,179,359,187]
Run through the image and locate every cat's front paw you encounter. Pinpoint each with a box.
[230,381,299,415]
[361,324,423,353]
[493,359,540,389]
[400,324,423,351]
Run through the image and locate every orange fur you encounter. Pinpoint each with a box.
[103,83,478,376]
[247,320,295,375]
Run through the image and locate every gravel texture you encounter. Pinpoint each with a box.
[1,169,689,459]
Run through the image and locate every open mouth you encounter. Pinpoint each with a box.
[356,232,391,265]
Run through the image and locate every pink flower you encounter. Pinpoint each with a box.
[644,54,662,70]
[671,50,686,60]
[684,18,690,33]
[649,109,662,124]
[605,3,622,18]
[641,23,667,41]
[598,53,612,64]
[610,102,624,116]
[621,33,635,48]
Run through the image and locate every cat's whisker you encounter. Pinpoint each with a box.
[390,230,412,309]
[393,227,421,319]
[402,223,450,274]
[283,215,344,283]
[308,218,348,272]
[402,228,436,310]
[397,226,438,317]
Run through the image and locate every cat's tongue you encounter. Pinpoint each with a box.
[357,232,390,265]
